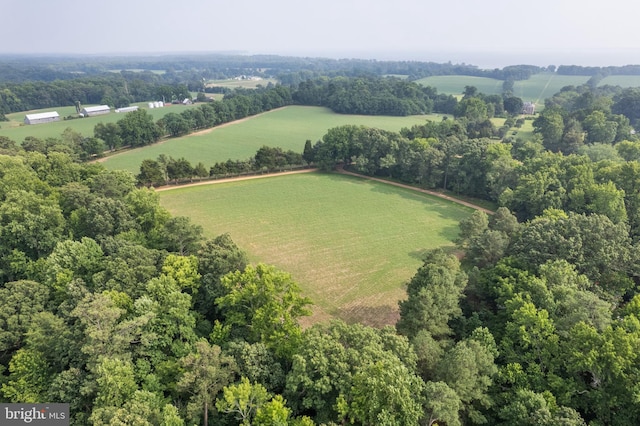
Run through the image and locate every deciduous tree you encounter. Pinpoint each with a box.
[177,339,235,426]
[215,264,311,357]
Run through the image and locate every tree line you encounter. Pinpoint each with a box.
[293,76,457,115]
[1,53,546,84]
[0,75,193,116]
[136,146,305,187]
[557,64,640,76]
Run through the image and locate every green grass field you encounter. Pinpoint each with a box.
[0,103,201,141]
[101,106,444,173]
[417,73,591,107]
[206,78,278,89]
[510,73,590,104]
[159,172,474,326]
[417,75,504,96]
[598,75,640,87]
[108,69,167,75]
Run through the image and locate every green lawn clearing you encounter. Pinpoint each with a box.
[511,73,590,106]
[598,75,640,88]
[205,78,278,89]
[417,73,591,108]
[417,75,504,96]
[159,171,474,327]
[101,106,444,173]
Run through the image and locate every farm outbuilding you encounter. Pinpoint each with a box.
[24,111,60,125]
[522,102,536,115]
[115,106,139,113]
[81,105,111,116]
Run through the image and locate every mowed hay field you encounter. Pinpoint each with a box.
[159,172,474,327]
[418,73,591,105]
[101,106,445,173]
[510,73,590,104]
[416,76,504,96]
[598,75,640,87]
[206,78,279,89]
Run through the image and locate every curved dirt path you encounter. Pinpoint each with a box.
[336,169,494,215]
[154,168,319,192]
[154,167,494,214]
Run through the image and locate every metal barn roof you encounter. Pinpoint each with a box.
[25,111,59,120]
[82,105,110,112]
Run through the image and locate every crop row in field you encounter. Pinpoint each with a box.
[159,172,474,326]
[101,106,444,173]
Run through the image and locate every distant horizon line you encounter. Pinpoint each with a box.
[1,48,639,70]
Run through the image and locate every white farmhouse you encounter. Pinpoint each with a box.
[522,102,536,115]
[81,105,111,116]
[24,111,60,125]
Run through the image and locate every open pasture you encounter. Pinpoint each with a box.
[159,172,474,326]
[417,75,504,96]
[418,73,591,106]
[206,78,278,89]
[101,106,444,173]
[0,103,200,141]
[510,73,590,104]
[598,75,640,87]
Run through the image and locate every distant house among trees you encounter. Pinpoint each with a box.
[24,111,60,125]
[522,102,536,115]
[81,105,111,116]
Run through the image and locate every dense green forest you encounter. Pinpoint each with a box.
[4,54,640,425]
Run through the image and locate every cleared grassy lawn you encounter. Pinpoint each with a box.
[206,78,278,89]
[159,172,474,327]
[417,75,504,96]
[0,103,201,141]
[598,75,640,87]
[101,106,444,173]
[511,73,590,105]
[417,73,591,107]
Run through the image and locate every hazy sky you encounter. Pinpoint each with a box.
[4,0,640,67]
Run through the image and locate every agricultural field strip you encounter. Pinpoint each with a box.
[416,73,593,105]
[100,106,444,173]
[159,172,475,326]
[157,167,494,215]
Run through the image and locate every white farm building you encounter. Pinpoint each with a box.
[522,102,536,115]
[81,105,111,117]
[24,111,60,125]
[115,106,139,113]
